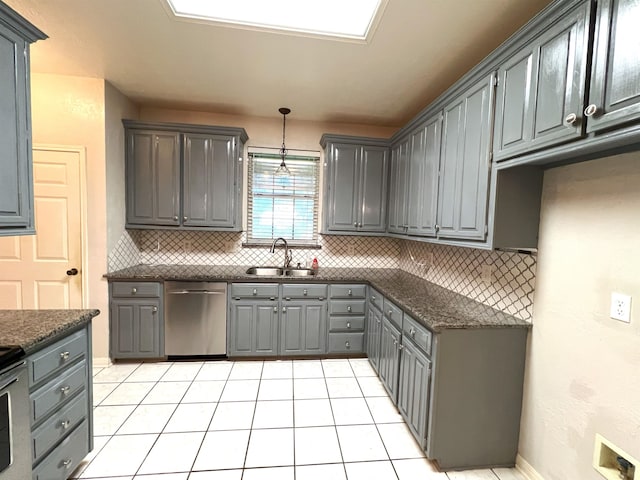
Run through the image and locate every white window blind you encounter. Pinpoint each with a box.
[247,153,320,243]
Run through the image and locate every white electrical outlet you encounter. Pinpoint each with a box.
[610,292,632,323]
[346,244,356,256]
[224,241,236,252]
[481,264,493,285]
[183,240,192,253]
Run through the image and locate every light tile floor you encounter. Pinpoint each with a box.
[74,359,527,480]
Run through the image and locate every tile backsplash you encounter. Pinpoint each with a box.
[108,230,536,321]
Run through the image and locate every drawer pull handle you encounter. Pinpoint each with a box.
[346,322,351,329]
[152,306,158,313]
[565,113,578,125]
[273,306,278,313]
[183,216,188,221]
[173,215,179,221]
[253,289,257,296]
[282,307,287,313]
[60,420,71,429]
[584,104,598,117]
[60,351,70,361]
[62,459,72,469]
[388,310,393,316]
[398,344,404,351]
[132,287,137,294]
[409,328,416,337]
[60,386,71,396]
[345,341,351,349]
[348,289,352,296]
[319,296,324,301]
[371,296,376,301]
[303,289,308,296]
[347,306,352,313]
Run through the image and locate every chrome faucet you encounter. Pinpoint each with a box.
[269,237,292,269]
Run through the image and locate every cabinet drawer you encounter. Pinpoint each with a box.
[383,299,403,328]
[32,391,88,464]
[28,329,87,387]
[369,287,384,311]
[282,284,328,300]
[32,420,89,480]
[329,284,367,299]
[230,283,279,299]
[329,300,366,316]
[329,316,365,332]
[328,333,365,353]
[31,361,87,425]
[403,315,433,356]
[111,281,161,298]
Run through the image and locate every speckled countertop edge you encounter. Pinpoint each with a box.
[0,309,100,353]
[105,265,530,333]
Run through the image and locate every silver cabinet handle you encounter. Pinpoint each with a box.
[347,306,352,313]
[371,296,376,301]
[359,223,363,227]
[60,386,71,396]
[346,322,351,329]
[388,310,393,316]
[60,420,71,429]
[173,215,178,221]
[282,307,287,313]
[435,224,440,232]
[584,104,598,117]
[392,339,397,346]
[398,344,404,351]
[60,351,70,360]
[348,289,352,296]
[303,289,308,296]
[183,216,188,221]
[62,459,72,469]
[565,113,578,125]
[345,341,351,349]
[273,306,278,313]
[131,287,137,294]
[152,306,158,313]
[252,289,257,296]
[353,222,358,227]
[377,318,381,324]
[409,328,416,337]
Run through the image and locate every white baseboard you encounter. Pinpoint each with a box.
[516,455,545,480]
[92,357,112,368]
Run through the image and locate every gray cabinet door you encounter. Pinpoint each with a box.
[126,130,180,226]
[406,114,442,237]
[387,139,410,234]
[379,316,401,402]
[366,304,383,373]
[110,300,162,359]
[229,301,279,356]
[398,339,431,448]
[437,74,494,241]
[587,0,640,133]
[0,22,31,230]
[494,1,591,160]
[280,302,327,355]
[183,133,237,228]
[359,146,389,232]
[326,143,359,231]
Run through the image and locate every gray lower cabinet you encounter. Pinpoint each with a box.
[0,4,46,235]
[229,300,279,357]
[280,302,327,355]
[378,315,401,401]
[437,74,494,241]
[328,284,366,354]
[366,300,383,373]
[587,0,640,133]
[109,282,164,359]
[493,0,591,161]
[321,136,389,234]
[27,325,93,480]
[124,121,248,231]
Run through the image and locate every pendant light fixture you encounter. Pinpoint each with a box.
[275,107,291,176]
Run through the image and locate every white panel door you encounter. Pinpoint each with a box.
[0,146,83,309]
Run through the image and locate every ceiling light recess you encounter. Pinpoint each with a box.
[165,0,385,40]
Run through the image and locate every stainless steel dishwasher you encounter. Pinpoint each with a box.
[164,281,227,357]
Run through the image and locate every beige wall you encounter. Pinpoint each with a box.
[519,153,640,479]
[105,82,138,253]
[30,73,110,359]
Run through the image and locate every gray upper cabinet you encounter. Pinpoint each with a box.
[587,0,640,133]
[124,121,247,231]
[321,135,389,234]
[387,138,410,234]
[0,4,45,235]
[437,74,495,241]
[126,130,181,226]
[493,1,591,161]
[183,133,239,228]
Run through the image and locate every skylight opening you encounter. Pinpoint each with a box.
[165,0,385,41]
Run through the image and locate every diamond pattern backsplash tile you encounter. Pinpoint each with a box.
[399,240,536,321]
[108,230,536,321]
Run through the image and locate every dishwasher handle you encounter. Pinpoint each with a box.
[168,289,225,295]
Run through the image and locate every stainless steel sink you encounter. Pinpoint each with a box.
[284,268,316,277]
[245,266,284,276]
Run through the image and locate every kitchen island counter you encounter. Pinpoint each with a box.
[105,265,528,332]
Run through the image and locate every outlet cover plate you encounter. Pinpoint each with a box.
[610,292,632,323]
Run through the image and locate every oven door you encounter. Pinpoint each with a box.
[0,361,31,479]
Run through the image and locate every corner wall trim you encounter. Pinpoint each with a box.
[93,357,113,369]
[516,454,545,480]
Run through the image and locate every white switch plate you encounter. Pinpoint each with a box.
[224,241,236,252]
[610,292,632,323]
[183,240,192,253]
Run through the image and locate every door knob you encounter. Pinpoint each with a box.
[66,268,78,276]
[584,104,599,117]
[564,113,578,125]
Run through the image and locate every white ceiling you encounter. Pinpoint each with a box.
[7,0,554,127]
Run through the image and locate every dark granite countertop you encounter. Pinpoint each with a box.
[0,309,100,353]
[106,265,529,332]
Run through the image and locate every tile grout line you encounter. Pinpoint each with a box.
[241,360,265,478]
[320,360,349,480]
